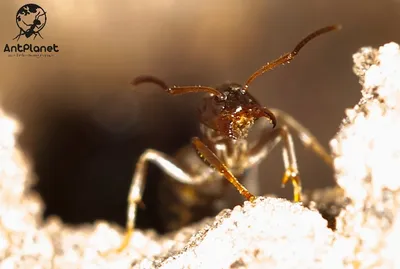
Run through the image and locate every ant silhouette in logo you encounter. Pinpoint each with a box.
[14,4,47,41]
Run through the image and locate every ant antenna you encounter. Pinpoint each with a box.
[132,75,224,98]
[244,25,341,89]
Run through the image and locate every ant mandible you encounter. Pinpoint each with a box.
[107,25,341,254]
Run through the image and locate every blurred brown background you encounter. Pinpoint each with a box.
[0,1,399,232]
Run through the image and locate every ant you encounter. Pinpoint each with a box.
[106,25,341,254]
[14,10,46,41]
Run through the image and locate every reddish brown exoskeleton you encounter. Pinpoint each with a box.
[107,25,341,253]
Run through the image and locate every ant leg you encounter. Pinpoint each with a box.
[102,149,199,255]
[249,107,333,202]
[192,137,256,202]
[248,127,302,202]
[270,108,333,167]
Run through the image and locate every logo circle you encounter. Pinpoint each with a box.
[15,4,47,40]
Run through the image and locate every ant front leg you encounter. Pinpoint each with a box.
[249,110,333,202]
[270,109,333,167]
[192,137,256,202]
[102,149,199,255]
[249,127,302,202]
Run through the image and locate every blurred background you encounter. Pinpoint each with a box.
[0,0,399,233]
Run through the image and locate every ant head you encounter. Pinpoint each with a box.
[197,24,341,139]
[199,82,276,140]
[132,25,341,140]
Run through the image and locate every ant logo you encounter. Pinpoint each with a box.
[14,4,47,41]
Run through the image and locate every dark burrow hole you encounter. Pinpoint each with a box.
[17,106,200,234]
[15,105,347,235]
